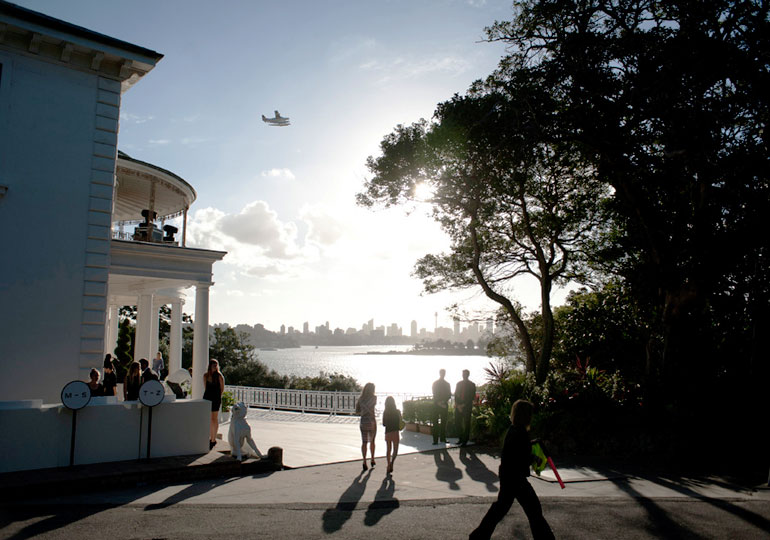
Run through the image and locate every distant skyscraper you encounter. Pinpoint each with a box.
[411,320,417,337]
[453,317,460,336]
[280,324,286,335]
[303,321,309,334]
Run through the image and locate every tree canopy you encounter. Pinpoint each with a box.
[359,91,608,383]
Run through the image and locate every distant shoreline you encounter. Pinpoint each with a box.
[359,349,487,357]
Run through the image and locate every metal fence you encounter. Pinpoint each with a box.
[225,385,430,416]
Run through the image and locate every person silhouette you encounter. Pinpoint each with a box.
[469,400,554,540]
[455,369,476,446]
[431,369,451,444]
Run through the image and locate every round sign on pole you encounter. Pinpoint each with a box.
[61,381,91,410]
[139,379,165,407]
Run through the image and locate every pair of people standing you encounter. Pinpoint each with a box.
[356,383,401,474]
[431,369,476,446]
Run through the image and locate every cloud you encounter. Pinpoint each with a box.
[359,53,471,82]
[120,112,155,124]
[261,168,296,180]
[300,204,346,246]
[148,139,171,145]
[219,201,299,259]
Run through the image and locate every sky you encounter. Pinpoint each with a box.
[17,0,573,333]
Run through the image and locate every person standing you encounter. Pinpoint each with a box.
[152,351,165,380]
[124,361,141,401]
[454,369,476,446]
[86,368,103,397]
[203,359,224,450]
[432,369,451,444]
[382,396,402,475]
[356,382,377,471]
[102,355,117,397]
[469,400,554,540]
[139,358,158,383]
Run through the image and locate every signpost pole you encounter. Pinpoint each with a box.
[69,409,77,467]
[146,408,153,459]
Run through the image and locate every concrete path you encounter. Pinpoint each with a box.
[239,409,457,468]
[2,408,768,539]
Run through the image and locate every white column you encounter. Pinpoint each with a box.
[135,293,154,363]
[104,304,119,356]
[191,283,210,399]
[169,299,183,374]
[150,299,162,358]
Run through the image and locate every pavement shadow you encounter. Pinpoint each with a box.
[143,475,244,510]
[322,468,372,534]
[364,476,399,526]
[460,447,499,492]
[0,505,104,540]
[434,448,462,490]
[642,473,770,533]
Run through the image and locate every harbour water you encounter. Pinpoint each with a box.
[255,345,492,395]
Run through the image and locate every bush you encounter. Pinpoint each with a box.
[221,391,235,412]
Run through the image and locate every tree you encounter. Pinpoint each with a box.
[485,0,770,401]
[113,318,133,381]
[359,92,607,383]
[209,326,256,371]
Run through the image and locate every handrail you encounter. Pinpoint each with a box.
[224,385,430,416]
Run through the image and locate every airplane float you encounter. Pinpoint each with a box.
[261,110,290,126]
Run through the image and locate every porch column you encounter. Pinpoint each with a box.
[191,283,210,399]
[150,299,162,359]
[135,293,154,363]
[105,304,119,357]
[169,299,183,374]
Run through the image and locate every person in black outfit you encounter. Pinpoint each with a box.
[454,369,476,446]
[86,368,104,397]
[431,369,451,444]
[139,358,158,383]
[469,400,554,540]
[102,355,117,397]
[203,359,224,450]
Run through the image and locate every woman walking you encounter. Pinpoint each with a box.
[203,359,224,450]
[356,382,377,471]
[382,396,401,474]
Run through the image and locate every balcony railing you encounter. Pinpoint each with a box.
[112,227,179,245]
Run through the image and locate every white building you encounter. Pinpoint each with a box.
[0,1,224,471]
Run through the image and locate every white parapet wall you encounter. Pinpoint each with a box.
[0,399,210,473]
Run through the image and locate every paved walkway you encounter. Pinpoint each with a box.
[240,409,457,468]
[2,408,769,539]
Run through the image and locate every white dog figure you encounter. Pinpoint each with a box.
[227,402,263,461]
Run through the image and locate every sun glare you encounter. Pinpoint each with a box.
[413,182,435,202]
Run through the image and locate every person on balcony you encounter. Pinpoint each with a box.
[382,396,402,474]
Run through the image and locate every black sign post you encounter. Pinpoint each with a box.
[61,381,91,466]
[138,380,165,459]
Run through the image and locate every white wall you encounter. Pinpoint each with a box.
[0,399,211,473]
[0,50,118,403]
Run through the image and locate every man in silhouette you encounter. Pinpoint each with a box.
[139,358,158,384]
[432,369,451,444]
[455,369,476,446]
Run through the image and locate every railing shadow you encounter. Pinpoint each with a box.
[321,469,372,534]
[143,476,245,510]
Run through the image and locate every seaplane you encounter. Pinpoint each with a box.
[261,110,290,127]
